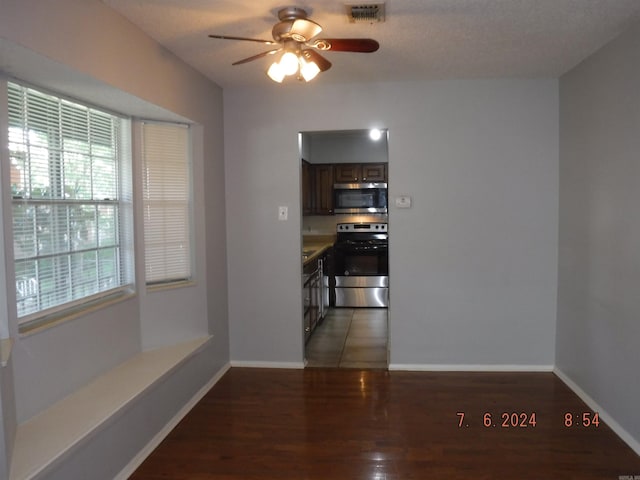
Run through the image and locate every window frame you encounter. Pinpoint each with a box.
[140,120,194,289]
[5,80,135,332]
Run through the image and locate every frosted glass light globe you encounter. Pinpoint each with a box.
[280,52,299,76]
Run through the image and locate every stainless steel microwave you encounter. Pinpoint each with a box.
[333,182,388,214]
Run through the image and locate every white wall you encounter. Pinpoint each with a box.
[557,22,640,451]
[224,79,559,368]
[0,0,228,464]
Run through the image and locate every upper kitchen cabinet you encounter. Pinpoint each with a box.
[302,160,313,215]
[335,163,387,183]
[302,161,334,216]
[362,163,387,182]
[312,164,334,215]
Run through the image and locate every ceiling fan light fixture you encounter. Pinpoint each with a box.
[300,57,321,82]
[280,51,300,76]
[266,61,285,83]
[210,7,378,84]
[289,18,322,41]
[272,8,323,42]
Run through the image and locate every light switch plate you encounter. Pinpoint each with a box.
[395,195,412,208]
[278,206,288,220]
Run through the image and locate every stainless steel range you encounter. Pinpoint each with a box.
[333,222,388,308]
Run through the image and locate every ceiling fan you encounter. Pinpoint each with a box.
[208,7,380,83]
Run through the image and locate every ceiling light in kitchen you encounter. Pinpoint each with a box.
[369,129,382,141]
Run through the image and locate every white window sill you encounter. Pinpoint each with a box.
[9,335,213,480]
[146,279,195,293]
[18,290,136,337]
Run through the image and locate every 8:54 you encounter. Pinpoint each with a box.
[564,412,600,427]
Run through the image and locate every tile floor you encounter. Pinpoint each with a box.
[305,308,388,369]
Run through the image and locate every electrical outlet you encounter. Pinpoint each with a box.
[278,206,288,221]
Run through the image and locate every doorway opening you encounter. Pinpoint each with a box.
[299,129,389,369]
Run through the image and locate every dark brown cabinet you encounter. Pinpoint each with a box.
[301,160,313,216]
[334,164,360,183]
[361,163,387,182]
[303,246,333,343]
[322,247,335,308]
[302,163,334,216]
[303,256,321,343]
[334,163,387,183]
[311,164,334,215]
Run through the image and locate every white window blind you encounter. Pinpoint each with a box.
[141,122,192,285]
[7,82,133,324]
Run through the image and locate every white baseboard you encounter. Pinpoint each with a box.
[230,360,305,369]
[114,361,231,480]
[389,363,554,372]
[553,367,640,457]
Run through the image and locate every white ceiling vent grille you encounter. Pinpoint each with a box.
[346,3,385,23]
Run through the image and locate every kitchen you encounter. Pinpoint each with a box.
[300,129,389,368]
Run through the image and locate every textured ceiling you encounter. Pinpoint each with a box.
[103,0,640,89]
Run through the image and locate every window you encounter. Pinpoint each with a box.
[7,82,133,326]
[141,122,192,286]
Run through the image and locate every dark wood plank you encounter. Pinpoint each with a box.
[131,369,640,479]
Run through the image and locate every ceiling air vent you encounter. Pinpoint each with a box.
[346,3,385,23]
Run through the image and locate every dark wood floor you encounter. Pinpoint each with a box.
[131,368,640,479]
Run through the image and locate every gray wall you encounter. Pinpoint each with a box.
[224,79,559,368]
[557,22,640,451]
[304,131,388,164]
[0,0,229,475]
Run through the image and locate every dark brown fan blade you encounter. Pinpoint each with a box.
[209,34,277,45]
[313,38,379,53]
[232,49,280,65]
[301,49,332,72]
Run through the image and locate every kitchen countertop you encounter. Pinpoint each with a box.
[302,234,336,266]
